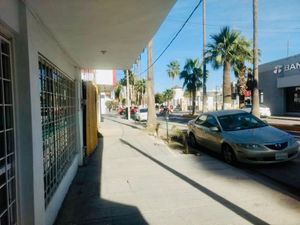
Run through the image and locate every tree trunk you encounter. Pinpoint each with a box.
[238,66,246,108]
[146,39,157,132]
[252,0,260,117]
[192,88,196,115]
[239,94,245,108]
[223,61,232,109]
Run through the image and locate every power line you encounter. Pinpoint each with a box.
[167,18,300,31]
[139,0,203,76]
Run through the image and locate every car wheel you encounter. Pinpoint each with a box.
[189,133,197,147]
[222,144,236,165]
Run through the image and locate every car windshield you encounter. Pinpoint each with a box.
[140,108,148,113]
[217,113,267,131]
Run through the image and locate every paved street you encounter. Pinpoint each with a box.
[156,113,300,196]
[56,115,300,225]
[156,113,300,139]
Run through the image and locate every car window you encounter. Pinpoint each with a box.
[202,115,219,128]
[195,114,207,125]
[140,108,148,113]
[218,113,267,131]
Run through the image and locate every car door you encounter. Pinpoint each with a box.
[192,114,207,144]
[201,115,222,153]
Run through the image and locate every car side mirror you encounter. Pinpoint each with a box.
[210,126,220,132]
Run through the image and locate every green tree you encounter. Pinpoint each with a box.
[155,93,164,104]
[180,58,203,115]
[206,26,252,110]
[114,82,123,102]
[167,60,180,86]
[163,89,175,105]
[105,100,113,112]
[120,70,137,104]
[232,37,253,107]
[134,78,146,105]
[120,70,136,86]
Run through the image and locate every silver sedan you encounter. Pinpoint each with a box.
[187,110,299,164]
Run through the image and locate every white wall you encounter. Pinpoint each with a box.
[0,2,37,225]
[95,69,115,85]
[25,7,81,225]
[0,0,20,32]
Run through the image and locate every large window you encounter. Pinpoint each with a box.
[286,86,300,113]
[39,56,76,206]
[0,37,17,225]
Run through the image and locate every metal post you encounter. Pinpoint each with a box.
[252,0,260,117]
[126,69,131,120]
[202,0,207,113]
[215,86,218,111]
[166,110,169,142]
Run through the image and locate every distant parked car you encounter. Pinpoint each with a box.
[124,106,138,119]
[118,106,125,115]
[159,105,173,115]
[187,110,299,164]
[241,104,271,118]
[135,108,148,121]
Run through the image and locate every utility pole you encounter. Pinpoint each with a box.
[287,39,289,57]
[202,0,207,113]
[126,69,131,120]
[215,86,218,111]
[252,0,260,117]
[146,39,157,132]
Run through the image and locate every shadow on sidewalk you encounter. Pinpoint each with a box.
[120,139,269,225]
[191,145,300,199]
[55,137,148,225]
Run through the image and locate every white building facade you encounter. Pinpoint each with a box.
[0,1,175,225]
[259,54,300,116]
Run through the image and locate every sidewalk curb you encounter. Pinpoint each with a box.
[269,123,300,132]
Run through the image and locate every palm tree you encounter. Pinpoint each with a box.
[167,60,180,86]
[134,78,146,105]
[252,0,260,117]
[163,89,175,105]
[114,82,123,103]
[206,26,252,110]
[120,70,136,102]
[120,70,135,86]
[146,39,157,132]
[180,58,203,115]
[232,37,253,107]
[234,63,248,107]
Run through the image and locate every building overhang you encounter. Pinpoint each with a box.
[24,0,175,70]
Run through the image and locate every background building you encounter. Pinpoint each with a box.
[259,54,300,116]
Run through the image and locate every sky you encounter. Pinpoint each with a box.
[117,0,300,93]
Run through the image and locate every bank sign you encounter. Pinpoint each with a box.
[273,62,300,75]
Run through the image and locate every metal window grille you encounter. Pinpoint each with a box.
[0,37,17,225]
[39,56,76,206]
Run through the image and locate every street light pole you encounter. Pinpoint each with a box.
[252,0,260,117]
[126,69,131,120]
[202,0,207,113]
[215,86,218,111]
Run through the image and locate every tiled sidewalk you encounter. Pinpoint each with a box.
[55,116,300,225]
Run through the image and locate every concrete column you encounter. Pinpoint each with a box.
[13,2,36,225]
